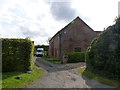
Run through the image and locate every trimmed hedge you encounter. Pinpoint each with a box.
[66,52,86,63]
[2,38,34,72]
[86,17,120,79]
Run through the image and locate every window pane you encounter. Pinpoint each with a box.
[74,48,81,52]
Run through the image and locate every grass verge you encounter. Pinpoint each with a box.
[78,68,118,87]
[2,63,43,88]
[42,56,61,64]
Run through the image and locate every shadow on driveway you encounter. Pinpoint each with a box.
[34,56,85,73]
[34,56,116,88]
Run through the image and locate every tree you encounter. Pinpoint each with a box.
[47,37,51,44]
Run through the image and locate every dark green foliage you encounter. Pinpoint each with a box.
[2,38,34,72]
[44,51,49,57]
[66,52,86,63]
[34,45,49,51]
[86,17,120,80]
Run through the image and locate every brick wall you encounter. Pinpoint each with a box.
[49,17,101,59]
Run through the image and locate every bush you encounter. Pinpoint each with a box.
[66,52,86,63]
[2,38,34,72]
[86,17,120,79]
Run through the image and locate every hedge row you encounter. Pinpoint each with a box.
[2,38,34,72]
[66,52,86,63]
[86,17,120,79]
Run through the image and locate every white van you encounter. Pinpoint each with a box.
[36,48,44,57]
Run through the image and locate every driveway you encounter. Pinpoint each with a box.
[26,57,115,88]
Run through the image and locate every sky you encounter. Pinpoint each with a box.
[0,0,119,45]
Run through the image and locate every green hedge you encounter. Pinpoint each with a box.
[2,38,34,72]
[66,52,86,63]
[86,17,120,79]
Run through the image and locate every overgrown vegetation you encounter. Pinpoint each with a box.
[66,52,86,63]
[2,63,43,88]
[2,38,34,72]
[78,69,118,87]
[86,17,120,86]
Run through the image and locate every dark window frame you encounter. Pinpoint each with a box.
[74,47,81,52]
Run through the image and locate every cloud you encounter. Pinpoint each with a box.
[72,0,119,31]
[119,1,120,17]
[20,26,48,38]
[0,0,52,45]
[8,6,26,18]
[50,2,77,22]
[0,0,119,45]
[0,0,81,45]
[20,26,37,38]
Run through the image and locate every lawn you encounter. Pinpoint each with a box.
[42,56,61,64]
[78,68,119,87]
[2,63,43,88]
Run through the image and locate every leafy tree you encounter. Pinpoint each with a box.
[86,17,120,80]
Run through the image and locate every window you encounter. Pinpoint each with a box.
[37,50,43,52]
[84,39,88,42]
[74,47,81,52]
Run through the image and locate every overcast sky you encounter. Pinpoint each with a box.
[0,0,119,45]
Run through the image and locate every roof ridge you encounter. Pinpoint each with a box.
[50,16,95,41]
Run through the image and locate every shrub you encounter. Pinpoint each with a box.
[86,17,120,79]
[66,52,86,63]
[2,38,34,72]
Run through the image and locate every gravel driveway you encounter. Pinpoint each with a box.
[26,57,115,88]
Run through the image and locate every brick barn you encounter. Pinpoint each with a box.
[48,16,101,61]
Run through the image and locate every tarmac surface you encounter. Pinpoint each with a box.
[26,57,115,88]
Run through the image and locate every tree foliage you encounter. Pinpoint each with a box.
[34,45,49,51]
[86,17,120,79]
